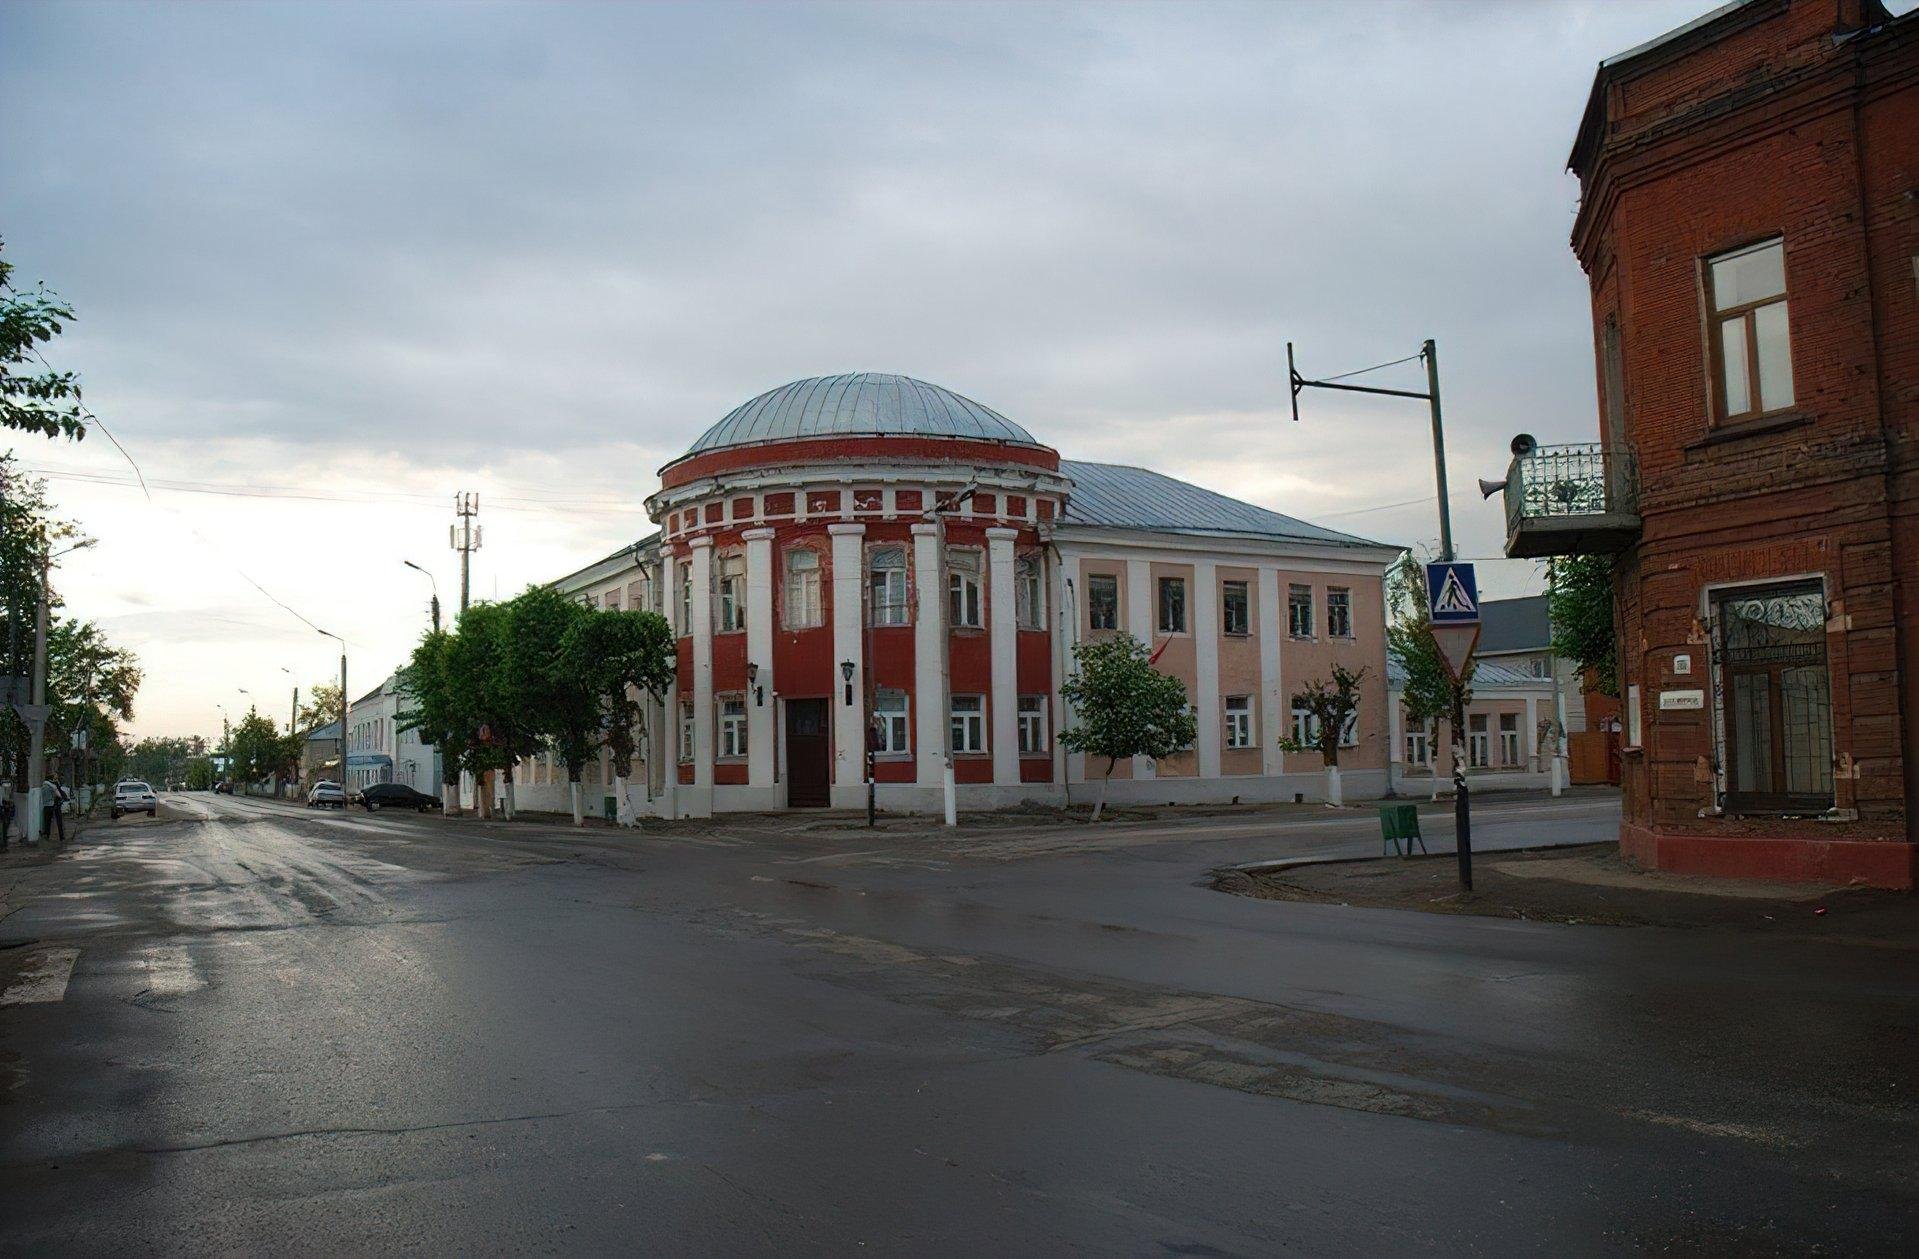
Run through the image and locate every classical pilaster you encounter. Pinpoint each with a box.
[912,522,946,789]
[687,536,715,817]
[828,523,867,806]
[1126,557,1155,779]
[987,527,1020,786]
[1193,559,1220,779]
[743,527,777,793]
[1258,566,1284,778]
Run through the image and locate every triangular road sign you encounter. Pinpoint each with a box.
[1431,623,1480,683]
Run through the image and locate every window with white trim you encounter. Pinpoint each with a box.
[1087,573,1119,631]
[948,550,982,628]
[1224,695,1252,750]
[1017,695,1047,755]
[950,695,985,753]
[873,690,910,754]
[1405,722,1432,767]
[1340,708,1358,748]
[1499,713,1520,765]
[1288,584,1314,638]
[1468,714,1489,768]
[1221,581,1249,636]
[677,561,692,635]
[678,700,695,762]
[868,547,908,626]
[1015,555,1044,630]
[1157,576,1187,634]
[1327,587,1352,638]
[785,548,822,628]
[718,697,747,759]
[1291,707,1317,748]
[717,555,745,633]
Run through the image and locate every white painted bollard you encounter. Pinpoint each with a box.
[1551,755,1566,797]
[943,762,957,828]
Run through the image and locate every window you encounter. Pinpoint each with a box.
[1291,707,1317,748]
[1468,714,1489,768]
[1222,581,1249,636]
[1499,713,1520,765]
[1340,709,1358,748]
[1087,574,1119,631]
[873,690,910,754]
[1707,238,1793,421]
[1015,555,1044,629]
[717,555,745,633]
[948,550,982,628]
[678,701,695,762]
[1224,696,1252,750]
[718,697,747,759]
[1327,588,1352,638]
[1405,723,1431,767]
[1288,584,1314,638]
[1715,581,1833,812]
[1017,695,1048,755]
[1531,657,1549,678]
[602,590,621,612]
[785,548,822,628]
[677,561,692,634]
[950,695,985,753]
[1157,576,1187,634]
[868,547,908,626]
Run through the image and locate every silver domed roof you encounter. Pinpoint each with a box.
[685,373,1041,456]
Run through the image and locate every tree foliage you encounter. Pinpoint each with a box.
[561,606,676,781]
[1385,553,1472,730]
[296,681,344,735]
[1059,634,1196,816]
[1,241,87,441]
[507,585,599,785]
[125,735,210,788]
[1549,554,1617,698]
[227,708,298,787]
[397,630,466,788]
[1277,663,1367,768]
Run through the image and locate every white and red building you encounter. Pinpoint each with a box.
[516,372,1408,818]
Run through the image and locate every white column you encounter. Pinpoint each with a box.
[688,535,714,816]
[1126,557,1155,779]
[1192,559,1220,779]
[829,523,866,806]
[987,527,1020,787]
[744,527,776,794]
[912,522,946,790]
[1388,691,1404,793]
[1525,694,1539,772]
[1257,566,1284,778]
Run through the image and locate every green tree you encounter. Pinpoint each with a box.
[397,630,467,812]
[562,605,676,824]
[0,241,87,440]
[226,708,291,790]
[506,585,599,823]
[296,680,343,735]
[442,600,534,816]
[125,735,205,788]
[1276,663,1367,805]
[1058,633,1197,821]
[184,756,216,790]
[1549,554,1617,697]
[1385,553,1474,784]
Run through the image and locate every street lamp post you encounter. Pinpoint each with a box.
[316,629,348,798]
[403,560,441,633]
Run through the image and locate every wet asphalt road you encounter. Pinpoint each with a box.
[0,792,1913,1256]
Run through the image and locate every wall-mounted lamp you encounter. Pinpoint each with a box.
[840,659,856,706]
[747,661,763,707]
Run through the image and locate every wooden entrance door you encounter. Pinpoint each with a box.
[785,699,830,807]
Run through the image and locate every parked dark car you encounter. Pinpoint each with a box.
[359,783,439,813]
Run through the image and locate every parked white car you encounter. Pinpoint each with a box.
[111,780,158,819]
[306,781,346,808]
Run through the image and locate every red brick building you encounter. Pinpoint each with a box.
[1504,0,1917,886]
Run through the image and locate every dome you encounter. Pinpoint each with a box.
[684,372,1041,457]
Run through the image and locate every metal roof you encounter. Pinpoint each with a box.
[1477,595,1553,655]
[1387,658,1544,689]
[306,720,340,741]
[685,373,1042,456]
[1057,460,1386,548]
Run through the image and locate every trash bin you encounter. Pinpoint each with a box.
[1378,803,1425,857]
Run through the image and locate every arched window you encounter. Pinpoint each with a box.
[785,548,822,628]
[869,547,908,626]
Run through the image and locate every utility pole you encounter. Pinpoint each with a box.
[403,559,441,632]
[451,493,481,615]
[24,551,50,842]
[1290,338,1473,889]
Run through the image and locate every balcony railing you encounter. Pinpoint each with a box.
[1503,443,1640,558]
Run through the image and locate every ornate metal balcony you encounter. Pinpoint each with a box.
[1503,443,1640,559]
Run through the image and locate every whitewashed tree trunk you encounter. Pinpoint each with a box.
[503,770,516,820]
[614,774,636,827]
[1325,763,1343,807]
[569,779,583,826]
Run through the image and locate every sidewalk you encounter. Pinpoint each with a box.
[1217,842,1919,945]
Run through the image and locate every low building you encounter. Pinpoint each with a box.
[300,720,339,788]
[517,371,1403,817]
[1386,661,1559,796]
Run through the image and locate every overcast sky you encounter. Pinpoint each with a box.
[5,0,1732,739]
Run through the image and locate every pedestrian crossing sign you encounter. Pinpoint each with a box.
[1425,562,1479,624]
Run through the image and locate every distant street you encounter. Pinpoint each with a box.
[2,790,1913,1255]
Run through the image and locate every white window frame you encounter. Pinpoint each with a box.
[1405,723,1432,767]
[950,694,985,754]
[1087,573,1120,631]
[1157,575,1187,635]
[677,561,692,635]
[1224,695,1252,750]
[1468,714,1490,768]
[785,547,823,629]
[1221,580,1250,636]
[1340,708,1359,748]
[678,700,695,762]
[868,547,909,626]
[1499,713,1520,765]
[1290,707,1317,748]
[948,550,983,629]
[873,689,910,755]
[1327,587,1352,638]
[1015,555,1044,630]
[1017,694,1048,755]
[1288,584,1314,639]
[718,696,748,760]
[717,555,745,633]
